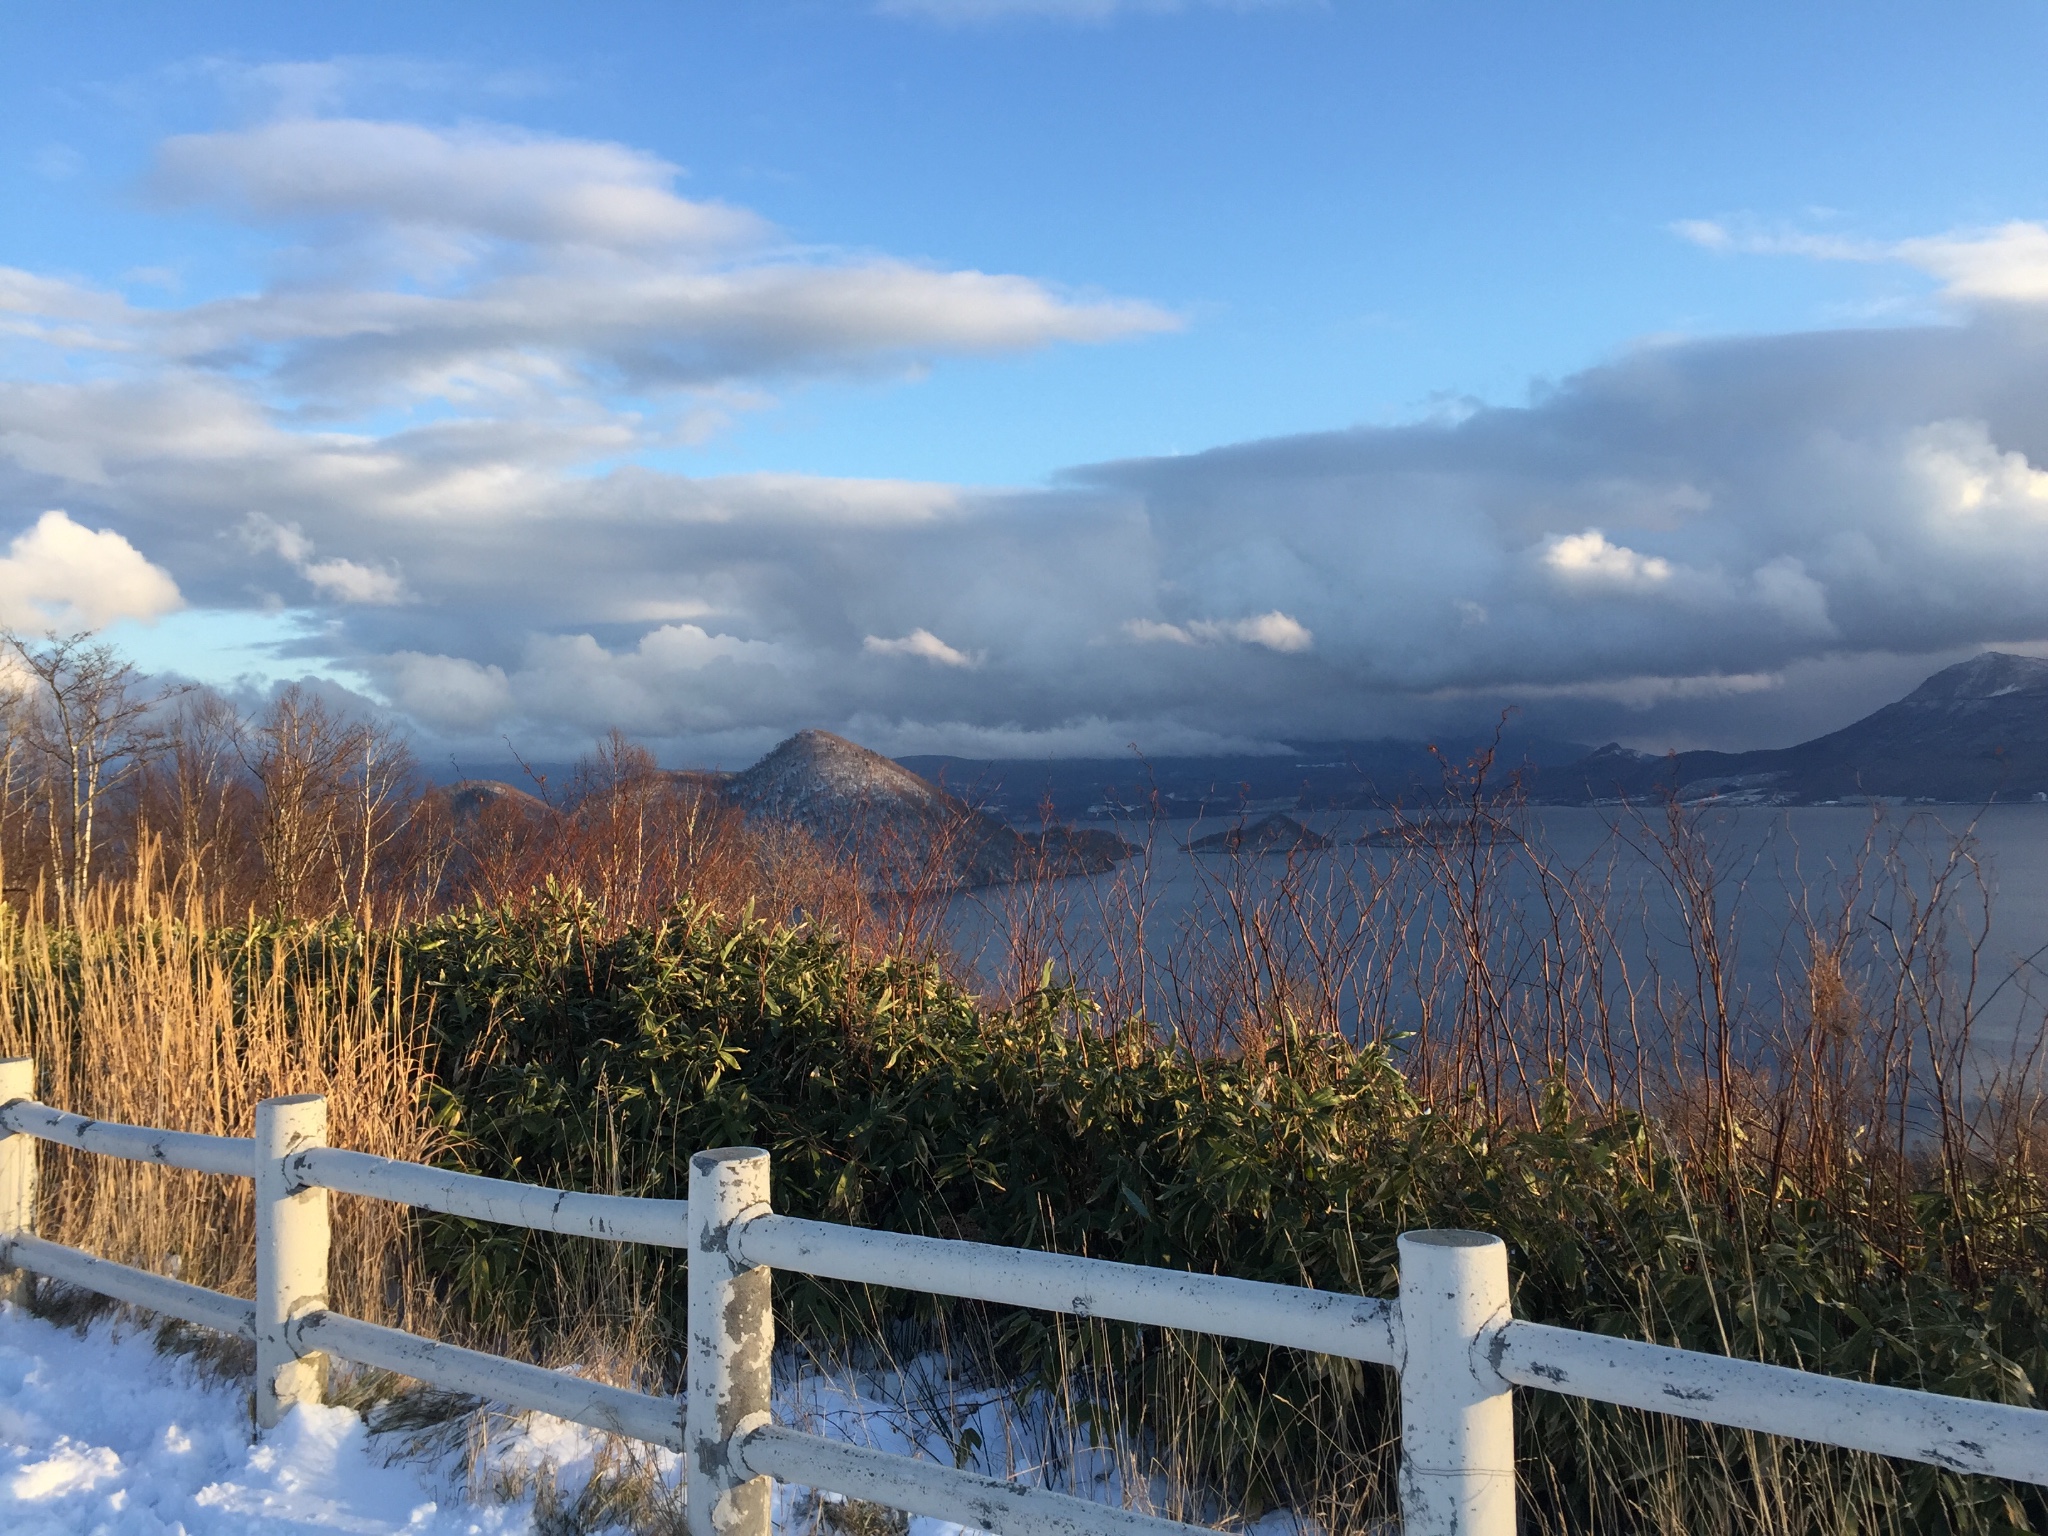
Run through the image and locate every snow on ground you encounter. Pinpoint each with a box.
[0,1302,542,1534]
[1,1302,1313,1536]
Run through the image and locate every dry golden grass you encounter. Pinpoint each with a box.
[0,872,436,1329]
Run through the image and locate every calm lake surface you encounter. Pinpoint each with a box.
[946,805,2048,1070]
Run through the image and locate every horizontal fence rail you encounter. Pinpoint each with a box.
[289,1146,690,1245]
[0,1098,253,1179]
[0,1231,257,1339]
[2,1056,2045,1536]
[290,1309,684,1449]
[1495,1320,2048,1485]
[736,1212,1402,1366]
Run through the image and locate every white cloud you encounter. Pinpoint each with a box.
[133,260,1173,410]
[81,115,1175,415]
[1895,223,2048,306]
[504,624,793,737]
[676,473,964,527]
[153,118,765,253]
[1123,611,1312,652]
[385,651,512,731]
[1670,219,1865,264]
[1675,216,2048,308]
[240,514,313,565]
[1212,610,1311,652]
[381,624,796,740]
[0,268,141,359]
[1123,618,1198,645]
[0,511,183,630]
[1669,219,1732,252]
[303,557,407,605]
[1541,529,1673,591]
[1063,314,2048,740]
[863,628,982,667]
[1907,419,2048,522]
[612,597,718,623]
[0,112,1178,474]
[241,514,408,604]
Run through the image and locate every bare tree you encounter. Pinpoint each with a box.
[572,728,663,918]
[243,684,356,917]
[0,683,29,907]
[241,685,422,920]
[387,785,459,918]
[328,714,418,921]
[3,632,181,915]
[144,688,253,909]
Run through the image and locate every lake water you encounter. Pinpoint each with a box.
[945,805,2048,1073]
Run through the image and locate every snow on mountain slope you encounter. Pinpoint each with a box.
[1560,650,2048,804]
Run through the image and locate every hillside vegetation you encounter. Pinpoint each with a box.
[400,888,2048,1533]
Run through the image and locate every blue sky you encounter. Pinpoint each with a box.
[6,2,2048,761]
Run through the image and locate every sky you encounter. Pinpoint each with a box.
[6,1,2048,765]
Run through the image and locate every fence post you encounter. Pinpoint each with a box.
[688,1147,773,1536]
[1398,1229,1517,1536]
[255,1094,331,1430]
[0,1058,33,1305]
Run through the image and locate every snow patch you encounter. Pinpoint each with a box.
[0,1304,534,1534]
[3,1302,1316,1535]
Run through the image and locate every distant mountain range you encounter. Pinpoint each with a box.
[1555,651,2048,807]
[901,652,2048,818]
[896,733,1594,821]
[446,655,2048,880]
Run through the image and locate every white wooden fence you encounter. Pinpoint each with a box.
[2,1057,2046,1535]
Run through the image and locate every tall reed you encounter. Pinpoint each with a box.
[0,866,436,1328]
